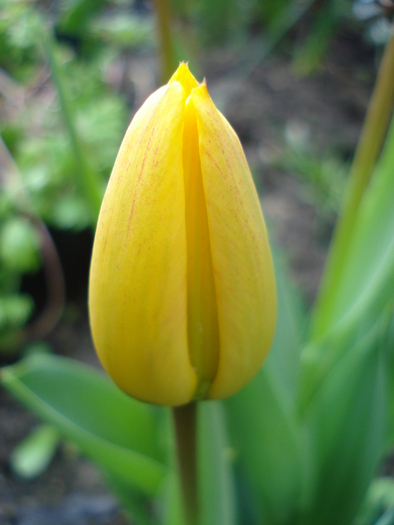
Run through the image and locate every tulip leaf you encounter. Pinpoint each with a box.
[312,113,394,340]
[385,316,394,449]
[159,411,185,525]
[223,247,304,524]
[225,367,302,525]
[10,424,60,479]
[198,401,237,525]
[301,115,394,414]
[267,249,306,403]
[357,477,394,525]
[105,476,156,525]
[1,353,167,496]
[300,316,387,525]
[160,471,184,525]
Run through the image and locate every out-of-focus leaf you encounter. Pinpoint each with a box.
[225,367,301,525]
[312,113,394,339]
[57,0,107,36]
[0,294,33,332]
[383,314,394,449]
[159,410,184,525]
[198,0,237,46]
[89,14,154,48]
[50,194,91,230]
[160,471,184,525]
[10,424,60,479]
[256,0,293,25]
[329,117,394,326]
[105,476,156,525]
[293,1,348,75]
[224,247,304,524]
[43,29,104,224]
[1,353,167,495]
[0,217,41,272]
[198,401,237,525]
[266,249,306,403]
[300,115,394,409]
[356,477,394,525]
[300,317,387,525]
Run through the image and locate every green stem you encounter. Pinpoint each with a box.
[311,28,394,339]
[42,27,103,225]
[154,0,177,84]
[172,403,198,525]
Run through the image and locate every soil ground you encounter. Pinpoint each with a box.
[0,26,377,525]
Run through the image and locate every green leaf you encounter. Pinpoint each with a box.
[10,424,60,479]
[300,317,387,525]
[384,315,394,448]
[329,117,394,325]
[224,248,304,524]
[105,476,156,525]
[0,294,34,331]
[57,0,106,36]
[160,471,185,525]
[198,401,237,525]
[89,14,154,48]
[293,1,347,75]
[159,409,185,525]
[0,217,41,272]
[1,353,167,496]
[225,367,302,525]
[357,477,394,525]
[266,249,306,404]
[299,117,394,408]
[312,112,394,339]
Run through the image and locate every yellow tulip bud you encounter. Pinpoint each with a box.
[89,63,277,406]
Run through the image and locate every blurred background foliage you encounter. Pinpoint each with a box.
[1,1,394,524]
[0,0,378,355]
[1,0,392,356]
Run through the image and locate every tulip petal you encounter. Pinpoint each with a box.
[89,82,197,406]
[183,97,220,399]
[169,62,198,96]
[191,84,277,399]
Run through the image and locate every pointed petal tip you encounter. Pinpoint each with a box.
[169,63,199,96]
[192,80,210,98]
[190,81,215,113]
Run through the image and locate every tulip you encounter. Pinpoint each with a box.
[89,63,276,406]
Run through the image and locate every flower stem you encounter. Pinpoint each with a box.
[311,28,394,339]
[172,403,198,525]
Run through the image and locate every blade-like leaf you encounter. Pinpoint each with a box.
[224,248,304,524]
[300,317,387,525]
[106,476,156,525]
[357,477,394,525]
[159,410,185,525]
[312,112,394,340]
[10,424,60,479]
[1,353,167,495]
[225,367,302,525]
[266,249,306,404]
[385,315,394,449]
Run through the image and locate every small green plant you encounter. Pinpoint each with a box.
[0,0,129,353]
